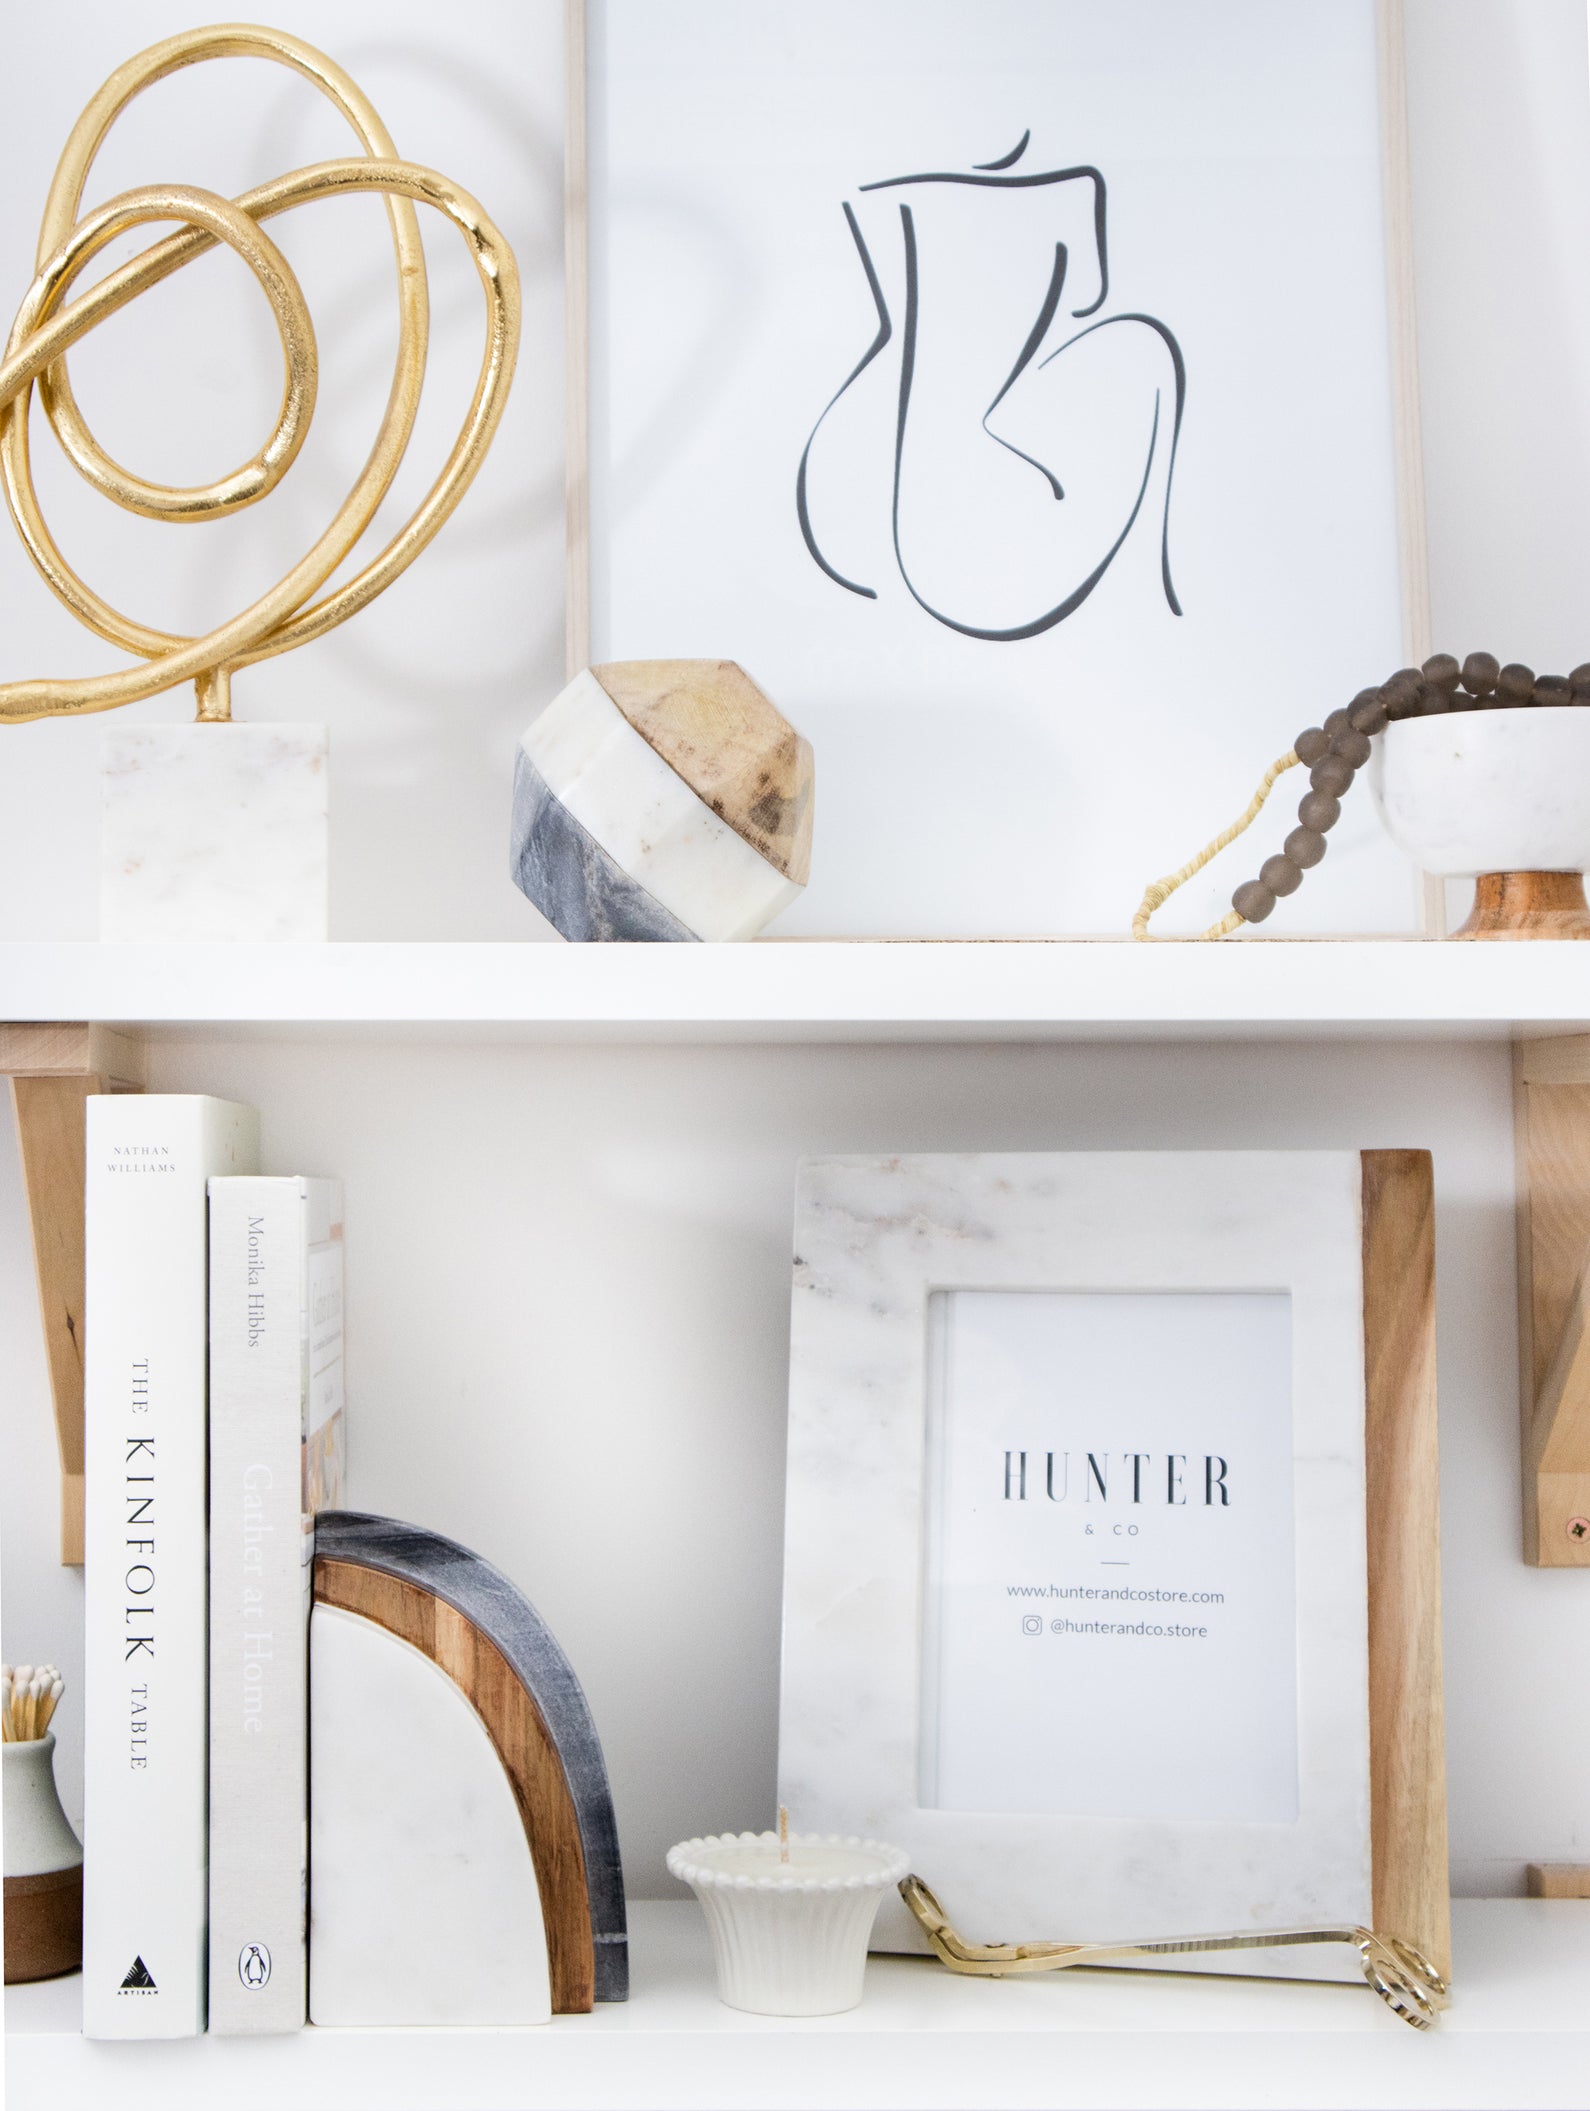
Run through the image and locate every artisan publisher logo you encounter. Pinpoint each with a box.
[239,1943,272,1990]
[119,1955,157,1993]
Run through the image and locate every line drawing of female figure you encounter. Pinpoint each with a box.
[796,131,1186,642]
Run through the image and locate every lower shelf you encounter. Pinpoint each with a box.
[6,1899,1587,2110]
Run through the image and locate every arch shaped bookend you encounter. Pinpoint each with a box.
[310,1511,627,2019]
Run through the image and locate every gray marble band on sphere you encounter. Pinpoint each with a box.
[316,1509,629,2000]
[511,748,697,943]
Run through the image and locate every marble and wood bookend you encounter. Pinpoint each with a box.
[511,659,814,940]
[310,1511,627,2024]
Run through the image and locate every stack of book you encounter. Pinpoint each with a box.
[82,1095,345,2038]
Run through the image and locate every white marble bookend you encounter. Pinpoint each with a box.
[100,723,329,941]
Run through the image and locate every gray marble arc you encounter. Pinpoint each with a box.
[315,1510,629,2001]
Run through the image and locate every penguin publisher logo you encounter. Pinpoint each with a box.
[239,1943,272,1990]
[119,1955,157,1993]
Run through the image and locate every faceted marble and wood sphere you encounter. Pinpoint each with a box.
[511,661,814,941]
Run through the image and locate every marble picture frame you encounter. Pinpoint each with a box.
[778,1150,1448,1981]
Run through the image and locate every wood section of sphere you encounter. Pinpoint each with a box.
[314,1558,596,2012]
[1452,871,1590,941]
[590,660,814,884]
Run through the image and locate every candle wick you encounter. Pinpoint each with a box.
[778,1804,790,1865]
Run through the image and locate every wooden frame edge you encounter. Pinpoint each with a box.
[565,0,591,680]
[1360,1148,1450,1976]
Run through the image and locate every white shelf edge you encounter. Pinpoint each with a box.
[7,1901,1589,2111]
[2,941,1590,1040]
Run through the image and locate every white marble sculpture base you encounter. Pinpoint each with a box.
[100,723,328,941]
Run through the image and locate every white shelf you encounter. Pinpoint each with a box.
[6,1900,1587,2110]
[3,940,1590,1039]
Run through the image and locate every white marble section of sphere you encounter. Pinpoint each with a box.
[100,723,328,941]
[308,1604,551,2027]
[522,670,802,940]
[1371,708,1590,875]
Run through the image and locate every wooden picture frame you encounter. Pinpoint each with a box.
[778,1149,1448,1981]
[565,0,1438,941]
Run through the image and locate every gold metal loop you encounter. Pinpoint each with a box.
[12,182,317,523]
[0,27,520,727]
[33,23,423,530]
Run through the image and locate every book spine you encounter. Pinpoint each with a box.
[82,1097,258,2039]
[207,1180,317,2032]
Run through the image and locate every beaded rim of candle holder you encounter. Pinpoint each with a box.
[666,1832,911,1894]
[1132,653,1590,939]
[0,24,521,728]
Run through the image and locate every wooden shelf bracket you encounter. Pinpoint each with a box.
[1513,1036,1590,1566]
[2,1023,143,1564]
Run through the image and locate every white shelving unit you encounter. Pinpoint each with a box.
[5,939,1590,2111]
[8,1900,1590,2111]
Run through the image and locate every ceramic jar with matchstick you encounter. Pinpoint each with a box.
[667,1808,908,2016]
[3,1663,82,1984]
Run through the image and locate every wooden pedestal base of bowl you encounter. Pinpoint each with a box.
[1371,709,1590,941]
[1452,872,1590,941]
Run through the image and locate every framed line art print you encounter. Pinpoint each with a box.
[569,1,1434,940]
[778,1150,1448,1983]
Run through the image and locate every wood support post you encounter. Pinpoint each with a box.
[1512,1036,1590,1567]
[3,1024,144,1564]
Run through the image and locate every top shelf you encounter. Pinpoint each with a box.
[2,940,1589,1041]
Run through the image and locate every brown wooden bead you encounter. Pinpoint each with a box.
[1323,707,1350,737]
[1570,663,1590,698]
[1331,727,1373,766]
[1232,879,1276,923]
[1294,727,1331,765]
[1348,689,1389,735]
[1461,652,1499,695]
[1298,790,1341,832]
[1310,754,1354,797]
[1260,853,1304,897]
[1419,686,1453,715]
[1497,661,1535,704]
[1534,675,1571,708]
[1422,652,1460,688]
[1285,826,1328,869]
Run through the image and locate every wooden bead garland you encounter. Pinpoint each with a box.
[1134,652,1590,939]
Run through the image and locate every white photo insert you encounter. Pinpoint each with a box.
[923,1289,1299,1823]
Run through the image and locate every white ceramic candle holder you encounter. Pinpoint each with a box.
[666,1831,909,2017]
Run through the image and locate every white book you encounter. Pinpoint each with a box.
[82,1095,259,2039]
[207,1177,346,2034]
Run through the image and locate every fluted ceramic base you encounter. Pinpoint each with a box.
[667,1833,908,2016]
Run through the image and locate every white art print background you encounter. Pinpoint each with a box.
[922,1290,1299,1824]
[588,0,1418,936]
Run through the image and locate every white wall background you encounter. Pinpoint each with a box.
[4,1032,1586,1901]
[1,2,1589,937]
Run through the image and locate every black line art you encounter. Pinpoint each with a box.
[797,138,1186,641]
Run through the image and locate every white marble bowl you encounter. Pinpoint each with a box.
[1370,707,1590,875]
[666,1831,909,2016]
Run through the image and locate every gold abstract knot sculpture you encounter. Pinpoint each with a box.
[0,23,521,726]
